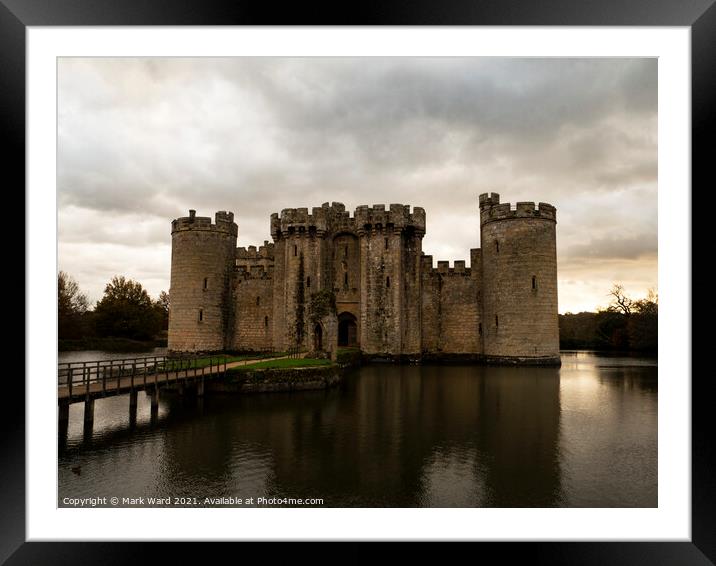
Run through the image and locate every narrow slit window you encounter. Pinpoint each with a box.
[203,277,208,290]
[532,275,537,290]
[198,309,203,322]
[264,316,269,328]
[386,276,391,288]
[344,246,348,258]
[384,238,388,249]
[344,273,348,286]
[478,322,483,335]
[294,244,298,256]
[495,314,499,327]
[306,276,311,288]
[495,240,499,253]
[256,296,260,306]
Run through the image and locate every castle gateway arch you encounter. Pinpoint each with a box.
[338,312,358,347]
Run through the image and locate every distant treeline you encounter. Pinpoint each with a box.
[559,285,657,353]
[59,272,168,352]
[58,337,167,352]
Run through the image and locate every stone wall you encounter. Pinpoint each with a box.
[210,365,342,393]
[271,238,288,351]
[420,257,482,356]
[437,263,481,354]
[400,228,423,356]
[232,269,274,352]
[420,256,440,353]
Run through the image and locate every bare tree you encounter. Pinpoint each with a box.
[607,283,633,316]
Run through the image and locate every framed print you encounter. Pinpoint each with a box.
[6,0,713,563]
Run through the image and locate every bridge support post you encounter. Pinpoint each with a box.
[84,398,95,425]
[129,390,138,427]
[59,400,70,444]
[150,390,159,424]
[58,400,69,425]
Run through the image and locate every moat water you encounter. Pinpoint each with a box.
[57,350,657,507]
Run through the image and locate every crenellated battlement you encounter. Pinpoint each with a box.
[421,255,471,276]
[355,203,425,235]
[479,193,556,225]
[172,209,238,236]
[270,201,426,239]
[270,202,347,238]
[236,240,275,260]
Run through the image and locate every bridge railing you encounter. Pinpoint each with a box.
[58,354,228,398]
[287,346,304,359]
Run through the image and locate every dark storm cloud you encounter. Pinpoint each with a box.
[58,57,657,310]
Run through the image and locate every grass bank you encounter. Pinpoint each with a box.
[228,357,334,373]
[163,352,284,370]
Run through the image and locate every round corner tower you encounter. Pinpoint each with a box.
[168,210,238,353]
[479,193,560,364]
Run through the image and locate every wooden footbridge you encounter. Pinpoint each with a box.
[58,350,303,429]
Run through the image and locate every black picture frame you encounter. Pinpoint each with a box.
[5,0,711,563]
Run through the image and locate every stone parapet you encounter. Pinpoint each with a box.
[479,193,556,225]
[172,210,238,236]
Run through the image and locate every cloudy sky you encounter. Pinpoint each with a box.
[58,57,657,314]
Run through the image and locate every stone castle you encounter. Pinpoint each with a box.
[168,193,560,365]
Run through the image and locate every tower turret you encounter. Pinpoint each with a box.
[479,193,560,364]
[355,204,425,357]
[168,210,238,352]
